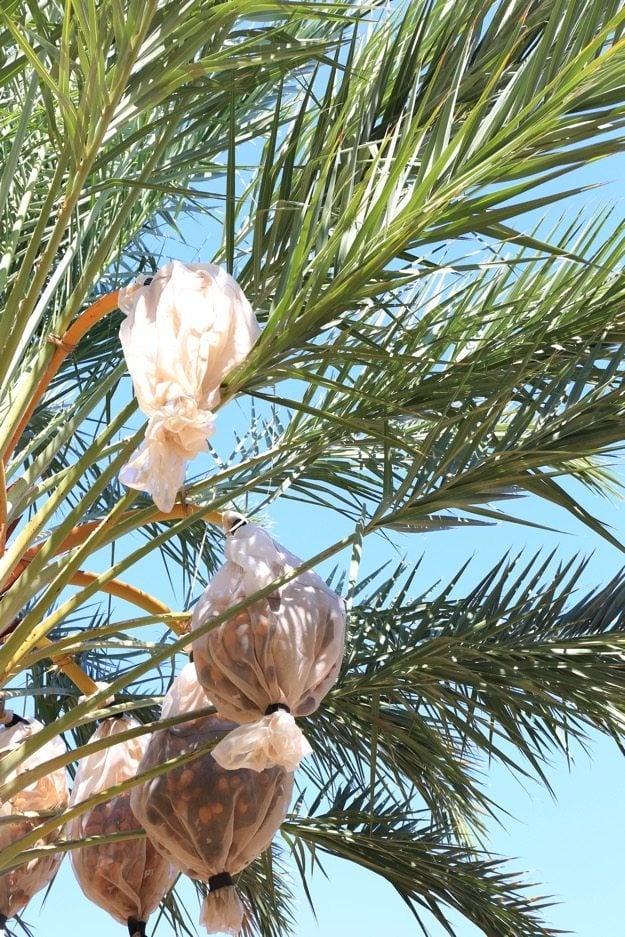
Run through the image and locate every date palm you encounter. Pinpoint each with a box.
[2,1,625,934]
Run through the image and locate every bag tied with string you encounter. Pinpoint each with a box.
[118,261,259,512]
[191,512,346,772]
[0,712,69,933]
[130,664,294,935]
[67,713,176,936]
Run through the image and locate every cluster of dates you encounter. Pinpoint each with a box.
[0,264,346,935]
[0,514,345,937]
[67,513,345,935]
[0,713,68,935]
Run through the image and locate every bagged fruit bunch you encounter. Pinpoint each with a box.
[67,712,176,936]
[118,261,259,511]
[131,666,294,936]
[0,711,68,934]
[191,512,346,772]
[161,660,215,719]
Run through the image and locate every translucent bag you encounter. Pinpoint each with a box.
[191,513,346,771]
[0,713,69,931]
[118,261,260,512]
[67,714,176,935]
[131,668,294,936]
[161,661,214,720]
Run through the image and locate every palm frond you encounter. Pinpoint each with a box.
[283,788,556,937]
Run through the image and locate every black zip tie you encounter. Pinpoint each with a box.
[209,872,234,891]
[127,917,147,936]
[228,516,248,535]
[265,703,290,716]
[143,277,153,286]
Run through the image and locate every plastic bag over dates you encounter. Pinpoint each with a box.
[131,668,294,935]
[161,661,215,720]
[191,512,346,771]
[118,261,260,511]
[0,713,69,931]
[67,714,175,935]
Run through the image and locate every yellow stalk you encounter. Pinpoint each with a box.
[5,290,121,463]
[8,567,189,696]
[4,505,223,590]
[67,569,188,633]
[36,637,99,697]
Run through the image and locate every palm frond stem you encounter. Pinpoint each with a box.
[3,290,121,462]
[1,504,223,596]
[67,569,180,625]
[35,635,99,697]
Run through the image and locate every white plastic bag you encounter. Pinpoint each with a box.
[131,668,294,936]
[118,261,260,511]
[161,661,215,720]
[191,513,346,772]
[0,714,69,929]
[67,715,176,934]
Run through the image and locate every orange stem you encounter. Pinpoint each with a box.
[14,567,190,696]
[5,290,121,462]
[36,636,100,696]
[67,569,188,633]
[3,505,222,591]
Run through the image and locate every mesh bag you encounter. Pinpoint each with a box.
[118,261,259,511]
[131,668,294,935]
[161,661,214,719]
[191,513,346,771]
[67,715,175,934]
[0,714,69,930]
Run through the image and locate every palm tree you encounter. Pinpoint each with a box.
[2,0,625,933]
